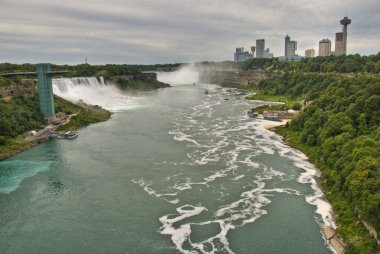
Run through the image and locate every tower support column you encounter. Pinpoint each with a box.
[36,63,55,118]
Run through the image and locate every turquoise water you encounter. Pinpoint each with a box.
[0,84,333,253]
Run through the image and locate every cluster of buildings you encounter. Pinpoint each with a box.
[233,16,351,62]
[233,39,273,62]
[317,16,351,57]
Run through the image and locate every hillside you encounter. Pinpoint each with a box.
[0,90,111,160]
[250,70,380,253]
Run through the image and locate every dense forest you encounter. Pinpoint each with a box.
[254,72,380,253]
[0,95,46,142]
[241,52,380,74]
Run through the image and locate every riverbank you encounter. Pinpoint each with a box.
[255,101,345,254]
[273,125,351,254]
[246,71,380,253]
[0,97,111,161]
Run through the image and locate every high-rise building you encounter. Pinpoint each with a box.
[285,35,297,57]
[335,16,351,55]
[319,39,332,57]
[335,32,344,55]
[251,46,256,57]
[234,47,251,62]
[256,39,265,58]
[305,49,315,58]
[264,48,273,58]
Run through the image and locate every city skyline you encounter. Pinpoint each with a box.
[0,0,379,64]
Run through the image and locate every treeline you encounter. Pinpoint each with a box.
[253,72,340,99]
[128,63,181,71]
[240,52,380,74]
[0,63,140,78]
[265,73,380,252]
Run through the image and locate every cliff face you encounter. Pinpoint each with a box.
[0,80,36,101]
[199,69,281,88]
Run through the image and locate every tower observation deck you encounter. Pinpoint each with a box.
[0,64,67,118]
[339,16,351,55]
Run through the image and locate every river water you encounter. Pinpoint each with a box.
[0,70,334,253]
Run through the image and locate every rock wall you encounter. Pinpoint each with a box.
[199,69,281,88]
[0,80,37,100]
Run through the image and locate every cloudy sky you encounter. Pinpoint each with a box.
[0,0,379,64]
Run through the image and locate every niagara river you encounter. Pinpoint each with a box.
[0,69,335,253]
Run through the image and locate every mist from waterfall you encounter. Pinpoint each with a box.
[156,64,199,85]
[52,77,138,112]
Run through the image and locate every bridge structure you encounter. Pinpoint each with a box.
[0,63,67,118]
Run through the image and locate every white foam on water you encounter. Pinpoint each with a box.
[131,84,337,253]
[131,178,179,204]
[231,175,245,181]
[159,205,207,253]
[53,77,140,112]
[168,131,201,146]
[253,119,337,229]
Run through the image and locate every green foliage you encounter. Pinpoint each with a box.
[240,53,380,74]
[271,72,380,252]
[56,107,111,131]
[240,58,279,70]
[54,96,111,131]
[0,77,10,87]
[114,78,170,91]
[0,63,140,78]
[0,95,46,137]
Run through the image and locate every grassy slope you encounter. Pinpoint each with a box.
[246,90,302,113]
[55,96,111,131]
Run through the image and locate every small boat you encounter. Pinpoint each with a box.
[246,111,259,118]
[205,90,209,94]
[64,131,78,139]
[57,131,78,139]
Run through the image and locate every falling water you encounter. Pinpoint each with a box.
[52,77,138,112]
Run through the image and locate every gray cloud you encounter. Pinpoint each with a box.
[0,0,379,64]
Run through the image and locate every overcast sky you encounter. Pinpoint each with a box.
[0,0,379,64]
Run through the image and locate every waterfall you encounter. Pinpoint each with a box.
[52,77,137,112]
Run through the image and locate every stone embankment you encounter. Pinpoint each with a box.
[199,69,281,88]
[322,227,347,254]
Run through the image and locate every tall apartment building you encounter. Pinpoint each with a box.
[256,39,265,58]
[305,49,315,58]
[285,35,297,57]
[234,47,251,62]
[319,39,332,57]
[264,48,273,58]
